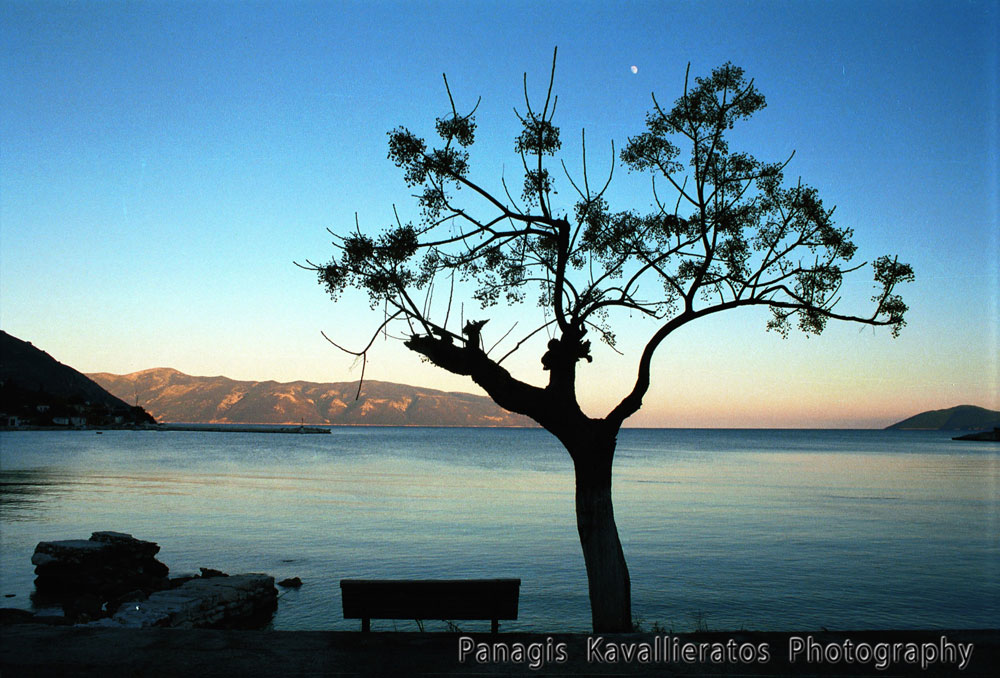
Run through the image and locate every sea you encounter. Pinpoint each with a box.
[0,427,997,632]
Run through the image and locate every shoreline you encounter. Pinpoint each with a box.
[155,423,331,434]
[0,424,331,434]
[6,425,996,433]
[1,627,997,677]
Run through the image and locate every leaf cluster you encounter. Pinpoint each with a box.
[310,55,913,411]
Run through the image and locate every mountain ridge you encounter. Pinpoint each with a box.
[88,367,535,427]
[885,404,1000,431]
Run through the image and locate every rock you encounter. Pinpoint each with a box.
[199,567,228,579]
[0,608,36,625]
[106,589,148,615]
[277,577,302,588]
[92,574,277,629]
[0,608,73,626]
[91,531,144,545]
[29,533,278,629]
[953,428,1000,441]
[30,532,170,621]
[64,593,103,622]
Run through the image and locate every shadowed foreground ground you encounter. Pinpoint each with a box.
[1,627,997,677]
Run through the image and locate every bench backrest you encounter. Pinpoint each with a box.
[340,578,520,628]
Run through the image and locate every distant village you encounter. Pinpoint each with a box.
[0,331,157,429]
[0,381,155,429]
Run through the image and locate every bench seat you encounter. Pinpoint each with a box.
[340,578,520,633]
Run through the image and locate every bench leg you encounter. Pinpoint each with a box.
[362,618,370,633]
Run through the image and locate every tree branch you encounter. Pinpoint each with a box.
[404,333,553,424]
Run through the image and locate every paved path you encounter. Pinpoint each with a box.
[1,627,997,677]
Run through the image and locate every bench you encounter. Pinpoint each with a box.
[340,578,520,633]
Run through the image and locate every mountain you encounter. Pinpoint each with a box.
[0,331,155,425]
[88,367,535,427]
[885,405,1000,431]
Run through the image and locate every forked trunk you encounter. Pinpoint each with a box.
[572,440,631,632]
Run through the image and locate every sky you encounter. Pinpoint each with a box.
[1,0,997,428]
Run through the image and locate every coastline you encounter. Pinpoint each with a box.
[0,424,330,434]
[155,423,331,434]
[1,627,997,677]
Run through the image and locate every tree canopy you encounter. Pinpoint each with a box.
[309,52,912,428]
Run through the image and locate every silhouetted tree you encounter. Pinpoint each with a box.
[305,51,913,632]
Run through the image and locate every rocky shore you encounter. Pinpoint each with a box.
[21,531,278,628]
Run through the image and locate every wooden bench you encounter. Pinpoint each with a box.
[340,578,520,633]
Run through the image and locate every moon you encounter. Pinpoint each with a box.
[630,65,638,74]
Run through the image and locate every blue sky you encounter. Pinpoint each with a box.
[2,0,997,427]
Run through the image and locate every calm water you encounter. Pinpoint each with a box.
[0,428,997,632]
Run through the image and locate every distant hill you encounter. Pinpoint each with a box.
[0,331,155,425]
[886,405,1000,431]
[88,367,535,427]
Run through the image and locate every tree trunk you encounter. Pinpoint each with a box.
[572,439,632,632]
[404,331,632,630]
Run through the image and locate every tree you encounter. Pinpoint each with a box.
[305,50,913,632]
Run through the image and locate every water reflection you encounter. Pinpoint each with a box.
[0,429,996,631]
[0,468,67,521]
